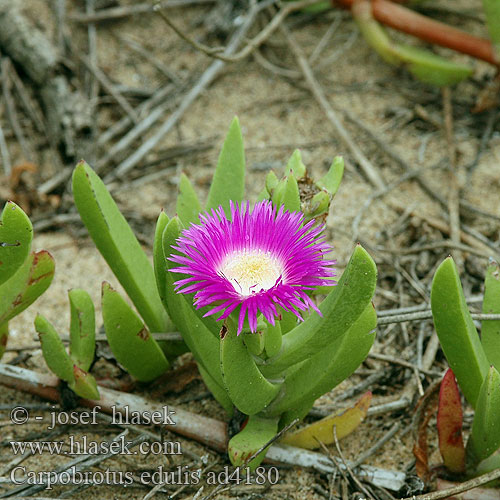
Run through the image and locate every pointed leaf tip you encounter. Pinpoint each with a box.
[431,257,489,408]
[0,201,33,286]
[72,161,168,332]
[176,173,202,227]
[206,117,245,216]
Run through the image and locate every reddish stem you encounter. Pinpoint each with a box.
[334,0,498,65]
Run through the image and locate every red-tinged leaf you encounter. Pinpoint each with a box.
[0,251,55,325]
[438,369,466,474]
[413,381,440,482]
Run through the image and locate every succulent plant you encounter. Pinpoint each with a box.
[157,118,377,468]
[66,118,377,468]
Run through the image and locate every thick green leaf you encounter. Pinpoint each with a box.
[206,117,245,216]
[283,0,329,13]
[271,178,286,208]
[153,211,170,308]
[264,302,376,416]
[431,257,490,408]
[0,201,33,286]
[265,171,279,195]
[483,0,500,59]
[35,314,75,383]
[69,289,95,372]
[282,175,301,213]
[285,150,306,179]
[467,366,500,465]
[473,450,500,476]
[261,244,377,376]
[152,211,188,360]
[264,320,282,358]
[317,156,344,196]
[197,363,233,415]
[221,316,280,415]
[352,0,401,65]
[68,365,100,400]
[72,161,168,332]
[278,308,298,335]
[482,260,500,371]
[228,415,279,470]
[101,282,169,381]
[176,173,201,227]
[437,369,465,474]
[0,251,55,325]
[243,331,265,356]
[256,188,268,202]
[279,397,316,428]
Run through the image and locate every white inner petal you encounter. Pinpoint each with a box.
[220,250,282,296]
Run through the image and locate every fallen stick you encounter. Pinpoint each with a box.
[0,364,407,491]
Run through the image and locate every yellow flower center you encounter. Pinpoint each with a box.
[221,250,282,296]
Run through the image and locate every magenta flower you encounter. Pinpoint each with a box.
[169,200,336,334]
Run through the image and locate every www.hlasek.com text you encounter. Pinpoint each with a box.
[10,435,182,456]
